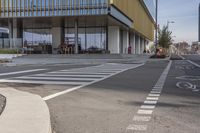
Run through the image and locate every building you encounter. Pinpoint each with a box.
[0,0,155,54]
[174,42,190,55]
[191,41,200,54]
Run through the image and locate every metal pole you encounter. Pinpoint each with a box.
[155,0,158,48]
[199,3,200,42]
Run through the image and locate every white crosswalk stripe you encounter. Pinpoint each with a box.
[0,63,143,86]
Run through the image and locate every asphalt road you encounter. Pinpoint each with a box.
[0,55,199,133]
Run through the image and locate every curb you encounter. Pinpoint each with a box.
[0,87,52,133]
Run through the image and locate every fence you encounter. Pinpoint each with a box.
[0,38,23,49]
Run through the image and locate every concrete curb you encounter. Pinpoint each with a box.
[0,87,52,133]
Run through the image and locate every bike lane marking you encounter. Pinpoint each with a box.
[187,60,200,68]
[126,61,172,132]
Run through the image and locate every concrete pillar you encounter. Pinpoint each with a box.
[13,19,22,39]
[8,19,13,48]
[129,33,135,54]
[108,26,120,54]
[133,33,136,54]
[122,30,129,54]
[75,19,78,54]
[135,35,139,54]
[138,36,141,54]
[52,27,64,54]
[141,38,144,53]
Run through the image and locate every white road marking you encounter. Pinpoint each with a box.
[35,74,105,78]
[176,81,196,90]
[0,79,88,85]
[141,105,156,109]
[137,110,153,115]
[149,94,160,97]
[187,60,200,68]
[144,100,157,104]
[126,61,172,132]
[133,116,151,122]
[43,63,144,100]
[127,124,147,131]
[60,69,122,72]
[16,76,96,81]
[49,71,113,75]
[178,55,186,60]
[150,91,161,94]
[152,88,162,91]
[146,97,159,100]
[0,69,46,76]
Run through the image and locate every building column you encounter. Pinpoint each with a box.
[135,34,139,54]
[122,30,129,54]
[141,38,145,53]
[138,35,141,54]
[13,19,23,48]
[13,19,23,39]
[108,26,120,54]
[133,33,136,54]
[75,19,78,54]
[52,27,64,54]
[8,19,13,48]
[129,33,135,54]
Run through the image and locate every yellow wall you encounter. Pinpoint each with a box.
[110,0,155,41]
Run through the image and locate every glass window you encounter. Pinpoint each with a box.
[143,0,156,19]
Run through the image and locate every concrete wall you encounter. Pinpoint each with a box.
[108,26,120,54]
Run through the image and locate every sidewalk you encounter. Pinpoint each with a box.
[0,54,24,60]
[3,54,151,66]
[0,87,51,133]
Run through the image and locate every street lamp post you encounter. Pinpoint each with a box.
[155,0,158,49]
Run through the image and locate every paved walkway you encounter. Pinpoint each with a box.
[3,54,151,66]
[0,87,51,133]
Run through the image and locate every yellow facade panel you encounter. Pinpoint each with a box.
[110,0,155,41]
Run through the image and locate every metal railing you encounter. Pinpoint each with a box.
[0,38,23,49]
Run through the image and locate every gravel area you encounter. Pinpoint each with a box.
[0,94,6,115]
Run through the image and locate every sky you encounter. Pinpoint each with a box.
[158,0,200,44]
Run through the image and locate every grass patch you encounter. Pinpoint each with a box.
[0,49,18,54]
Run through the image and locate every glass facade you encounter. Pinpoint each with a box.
[143,0,156,19]
[0,0,109,17]
[23,28,52,53]
[65,27,106,53]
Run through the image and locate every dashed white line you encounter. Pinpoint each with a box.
[146,97,159,100]
[144,100,157,104]
[141,105,156,109]
[126,61,172,132]
[150,91,161,94]
[148,94,160,97]
[137,110,153,115]
[127,124,148,131]
[133,116,151,122]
